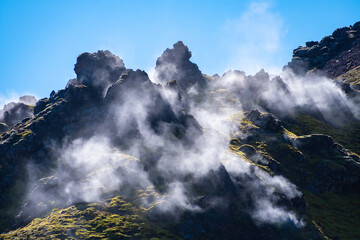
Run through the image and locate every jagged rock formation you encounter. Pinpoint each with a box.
[0,48,205,234]
[0,96,37,133]
[67,50,127,94]
[286,21,360,78]
[155,41,207,92]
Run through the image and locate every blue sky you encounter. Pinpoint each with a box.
[0,0,359,103]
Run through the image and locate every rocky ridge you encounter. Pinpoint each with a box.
[1,22,360,240]
[286,21,360,78]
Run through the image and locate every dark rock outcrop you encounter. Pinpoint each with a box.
[155,41,207,91]
[0,96,37,131]
[286,21,360,78]
[105,69,202,145]
[0,122,8,133]
[68,50,127,93]
[0,102,34,129]
[247,110,282,131]
[0,84,106,230]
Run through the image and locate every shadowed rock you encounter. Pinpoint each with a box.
[0,96,37,130]
[68,50,126,93]
[247,110,282,131]
[0,122,9,133]
[293,134,334,151]
[0,102,33,128]
[155,41,207,91]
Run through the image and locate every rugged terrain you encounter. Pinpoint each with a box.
[0,22,360,240]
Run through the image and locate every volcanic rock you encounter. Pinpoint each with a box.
[246,110,282,131]
[0,102,34,128]
[155,41,207,91]
[68,50,126,93]
[286,21,360,78]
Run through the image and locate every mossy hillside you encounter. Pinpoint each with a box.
[265,133,354,192]
[231,111,359,240]
[0,102,356,240]
[272,133,359,240]
[0,196,180,240]
[337,65,360,89]
[284,114,360,154]
[305,191,360,240]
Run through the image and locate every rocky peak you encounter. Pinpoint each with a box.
[155,41,207,91]
[68,50,126,92]
[254,68,270,81]
[157,41,192,63]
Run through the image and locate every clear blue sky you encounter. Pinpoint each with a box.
[0,0,359,102]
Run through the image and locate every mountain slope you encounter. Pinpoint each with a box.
[1,23,360,240]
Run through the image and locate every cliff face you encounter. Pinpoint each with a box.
[1,22,360,240]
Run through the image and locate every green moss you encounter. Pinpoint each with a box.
[12,129,34,145]
[284,114,360,154]
[337,65,360,88]
[0,196,180,240]
[16,129,33,138]
[231,111,359,239]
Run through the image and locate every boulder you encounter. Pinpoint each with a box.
[246,110,282,131]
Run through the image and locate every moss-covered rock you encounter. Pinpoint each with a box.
[0,196,180,240]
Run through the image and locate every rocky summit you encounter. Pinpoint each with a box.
[1,22,360,240]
